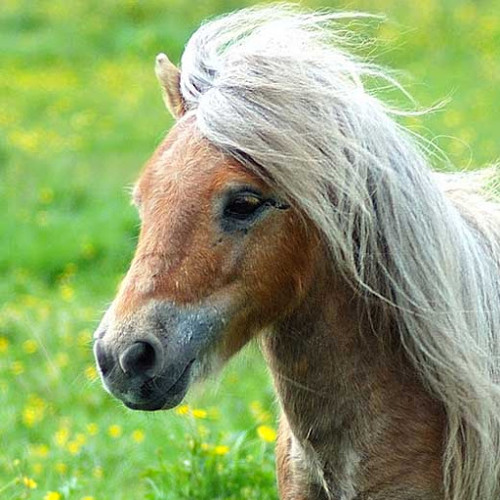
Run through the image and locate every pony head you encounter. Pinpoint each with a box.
[93,87,320,410]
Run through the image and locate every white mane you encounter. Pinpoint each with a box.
[177,6,500,499]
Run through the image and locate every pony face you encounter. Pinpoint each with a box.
[93,118,319,411]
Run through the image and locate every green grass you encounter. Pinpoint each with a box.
[1,0,499,498]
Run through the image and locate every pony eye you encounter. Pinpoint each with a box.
[224,193,264,220]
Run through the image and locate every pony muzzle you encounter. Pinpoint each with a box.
[93,300,226,411]
[94,335,194,411]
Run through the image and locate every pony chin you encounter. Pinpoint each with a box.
[190,349,224,386]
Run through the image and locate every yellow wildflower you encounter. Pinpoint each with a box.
[250,401,262,412]
[21,294,39,307]
[250,401,271,423]
[81,497,95,500]
[32,463,43,474]
[175,404,189,415]
[44,491,61,500]
[214,445,230,455]
[108,424,122,438]
[197,425,209,438]
[54,427,69,447]
[31,444,50,458]
[0,336,8,353]
[55,462,67,474]
[208,407,220,420]
[28,394,46,407]
[84,365,97,381]
[192,408,207,419]
[60,284,74,302]
[23,407,38,427]
[8,129,42,154]
[93,466,103,479]
[56,352,69,368]
[37,305,50,321]
[257,425,277,443]
[11,361,24,375]
[23,395,46,427]
[67,441,81,455]
[75,433,87,445]
[39,187,54,204]
[23,339,38,354]
[22,476,37,489]
[78,329,91,346]
[86,422,99,436]
[131,429,145,443]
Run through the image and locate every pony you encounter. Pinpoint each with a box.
[93,6,500,499]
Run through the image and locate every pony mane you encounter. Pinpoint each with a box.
[178,5,500,499]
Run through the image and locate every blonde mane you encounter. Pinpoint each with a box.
[177,6,500,499]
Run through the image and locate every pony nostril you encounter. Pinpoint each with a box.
[119,341,160,377]
[94,340,114,377]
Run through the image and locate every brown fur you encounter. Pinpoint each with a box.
[265,271,445,499]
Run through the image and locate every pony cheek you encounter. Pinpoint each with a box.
[240,238,319,321]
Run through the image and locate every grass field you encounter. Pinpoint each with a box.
[1,0,499,498]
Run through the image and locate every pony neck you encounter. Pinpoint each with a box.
[262,268,445,497]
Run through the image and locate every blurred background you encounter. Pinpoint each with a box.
[1,0,499,498]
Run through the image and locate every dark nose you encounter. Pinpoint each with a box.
[119,340,162,377]
[94,339,114,376]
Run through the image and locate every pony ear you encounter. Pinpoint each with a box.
[155,53,186,119]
